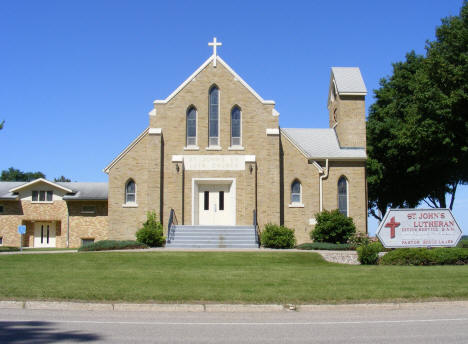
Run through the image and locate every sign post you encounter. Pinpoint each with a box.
[17,225,26,252]
[376,209,462,248]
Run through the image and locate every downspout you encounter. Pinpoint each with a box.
[67,211,70,248]
[319,159,329,212]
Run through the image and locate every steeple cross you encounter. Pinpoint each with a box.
[208,37,222,67]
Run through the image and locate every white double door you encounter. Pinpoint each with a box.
[198,184,233,225]
[34,222,56,248]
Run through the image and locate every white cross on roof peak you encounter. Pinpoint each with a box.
[208,37,222,67]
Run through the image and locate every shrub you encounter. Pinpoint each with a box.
[311,209,356,244]
[357,242,384,265]
[347,232,371,249]
[380,248,468,265]
[136,211,165,247]
[260,223,296,249]
[296,242,353,251]
[0,246,20,253]
[78,240,148,252]
[457,238,468,249]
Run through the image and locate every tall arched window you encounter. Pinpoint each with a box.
[338,176,348,216]
[231,106,241,146]
[291,180,302,204]
[209,86,219,146]
[186,106,197,146]
[125,179,136,204]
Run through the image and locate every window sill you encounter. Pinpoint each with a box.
[31,201,54,204]
[206,146,222,151]
[184,146,200,151]
[122,203,138,208]
[288,203,304,208]
[228,146,245,151]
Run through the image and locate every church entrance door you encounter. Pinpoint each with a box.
[198,184,233,226]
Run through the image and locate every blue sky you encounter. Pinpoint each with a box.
[0,0,466,235]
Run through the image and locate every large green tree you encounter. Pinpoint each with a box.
[367,1,468,220]
[0,167,46,182]
[0,120,4,130]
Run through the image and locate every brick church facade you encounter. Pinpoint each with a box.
[0,40,368,248]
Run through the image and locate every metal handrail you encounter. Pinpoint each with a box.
[167,208,178,243]
[253,209,260,247]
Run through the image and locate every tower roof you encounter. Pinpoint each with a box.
[331,67,367,95]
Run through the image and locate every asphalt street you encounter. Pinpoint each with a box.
[0,305,467,343]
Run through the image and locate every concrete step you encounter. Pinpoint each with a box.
[166,243,259,249]
[173,225,255,230]
[171,236,256,241]
[169,240,257,245]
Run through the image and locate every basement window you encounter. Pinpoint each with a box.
[0,237,3,246]
[81,205,96,214]
[81,238,94,247]
[0,205,3,214]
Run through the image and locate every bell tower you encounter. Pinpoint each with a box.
[327,67,367,148]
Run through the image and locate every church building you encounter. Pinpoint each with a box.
[0,39,368,248]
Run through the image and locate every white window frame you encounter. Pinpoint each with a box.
[31,190,53,203]
[123,180,138,207]
[208,86,221,148]
[230,106,243,148]
[186,106,198,149]
[338,176,349,217]
[289,180,304,208]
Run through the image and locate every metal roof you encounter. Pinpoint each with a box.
[331,67,367,94]
[0,181,108,200]
[281,128,366,160]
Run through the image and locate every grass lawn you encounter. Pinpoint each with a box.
[0,251,467,304]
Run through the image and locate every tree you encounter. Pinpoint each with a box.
[0,167,46,181]
[0,120,3,130]
[367,1,468,219]
[54,176,71,182]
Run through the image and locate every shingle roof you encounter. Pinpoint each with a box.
[0,182,23,199]
[0,181,108,200]
[281,128,366,160]
[331,67,367,94]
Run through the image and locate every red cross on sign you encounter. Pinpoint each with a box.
[385,216,400,239]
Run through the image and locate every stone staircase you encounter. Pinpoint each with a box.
[165,225,259,249]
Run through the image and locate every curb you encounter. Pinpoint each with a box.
[1,300,467,312]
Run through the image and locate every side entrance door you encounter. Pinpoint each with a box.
[198,184,232,225]
[34,222,56,248]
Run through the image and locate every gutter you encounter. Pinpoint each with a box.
[319,159,329,212]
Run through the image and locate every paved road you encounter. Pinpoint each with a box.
[1,306,467,343]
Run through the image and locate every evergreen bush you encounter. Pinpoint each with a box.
[136,211,165,247]
[380,248,468,265]
[296,242,353,251]
[356,242,384,265]
[310,209,356,244]
[78,240,147,252]
[260,223,296,249]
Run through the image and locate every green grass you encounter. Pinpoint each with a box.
[0,252,467,304]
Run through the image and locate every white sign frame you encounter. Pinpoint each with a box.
[376,208,463,248]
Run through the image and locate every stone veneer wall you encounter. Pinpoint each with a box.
[0,200,109,248]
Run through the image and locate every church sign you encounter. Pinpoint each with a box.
[376,209,462,248]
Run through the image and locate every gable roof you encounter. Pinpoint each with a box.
[331,67,367,95]
[103,128,149,174]
[0,180,108,200]
[153,54,275,105]
[9,178,73,193]
[281,128,366,160]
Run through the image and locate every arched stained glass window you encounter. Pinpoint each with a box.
[231,106,241,146]
[186,107,197,146]
[209,86,219,146]
[125,179,136,204]
[291,180,301,204]
[338,176,348,216]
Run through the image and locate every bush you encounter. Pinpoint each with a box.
[380,248,468,265]
[357,242,384,265]
[136,211,165,247]
[0,246,20,253]
[296,242,354,250]
[311,209,356,244]
[457,238,468,249]
[260,223,296,249]
[78,240,148,252]
[347,232,371,249]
